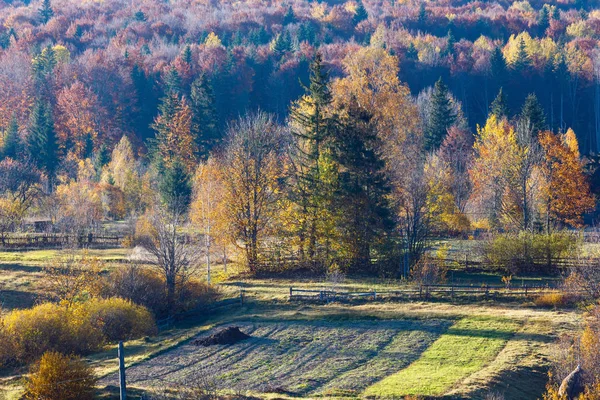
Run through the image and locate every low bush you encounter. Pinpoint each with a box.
[534,291,575,308]
[23,351,97,400]
[86,297,157,342]
[483,231,579,275]
[0,298,155,366]
[104,264,220,317]
[102,264,166,315]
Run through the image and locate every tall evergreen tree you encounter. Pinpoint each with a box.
[131,64,156,142]
[290,53,334,262]
[490,47,508,85]
[158,158,192,214]
[38,0,53,24]
[283,5,296,25]
[1,115,21,160]
[32,46,56,102]
[445,29,456,56]
[417,3,427,26]
[490,88,509,119]
[538,5,550,36]
[520,93,546,134]
[512,37,530,73]
[332,100,394,269]
[353,0,368,25]
[425,78,456,151]
[26,100,57,184]
[190,74,218,158]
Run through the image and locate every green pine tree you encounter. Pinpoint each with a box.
[283,5,296,25]
[1,115,21,160]
[490,88,509,119]
[425,78,456,151]
[538,5,550,36]
[39,0,54,24]
[331,100,394,270]
[26,100,57,183]
[418,3,427,26]
[158,158,192,213]
[290,53,334,262]
[445,29,456,56]
[163,67,182,97]
[520,93,546,134]
[512,37,530,73]
[490,47,507,83]
[182,45,192,64]
[353,0,368,25]
[190,74,218,158]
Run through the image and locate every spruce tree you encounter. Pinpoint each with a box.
[290,53,333,262]
[190,74,218,158]
[490,47,508,84]
[158,158,192,214]
[538,5,550,36]
[520,93,546,134]
[353,0,368,25]
[1,115,21,160]
[283,5,295,25]
[182,45,192,65]
[418,3,427,26]
[512,37,530,73]
[331,100,393,269]
[26,100,57,183]
[490,88,509,119]
[445,29,456,56]
[425,78,456,151]
[39,0,53,24]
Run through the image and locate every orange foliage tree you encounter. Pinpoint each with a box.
[539,128,595,228]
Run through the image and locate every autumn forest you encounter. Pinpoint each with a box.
[1,0,600,398]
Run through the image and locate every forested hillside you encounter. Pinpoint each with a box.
[1,0,600,153]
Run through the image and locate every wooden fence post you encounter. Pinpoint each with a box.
[289,287,293,299]
[240,289,244,305]
[524,285,528,297]
[118,341,126,400]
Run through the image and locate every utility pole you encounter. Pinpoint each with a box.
[118,341,126,400]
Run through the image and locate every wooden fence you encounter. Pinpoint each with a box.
[0,234,123,249]
[289,284,558,302]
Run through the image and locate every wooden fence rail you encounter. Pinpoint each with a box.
[0,234,123,249]
[289,284,559,302]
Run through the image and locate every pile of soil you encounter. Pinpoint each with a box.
[192,326,251,346]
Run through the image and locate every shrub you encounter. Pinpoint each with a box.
[0,298,156,365]
[23,352,97,400]
[1,303,103,363]
[85,297,156,341]
[103,264,166,315]
[104,265,219,317]
[483,231,579,275]
[534,291,574,308]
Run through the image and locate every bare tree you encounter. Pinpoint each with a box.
[137,202,200,314]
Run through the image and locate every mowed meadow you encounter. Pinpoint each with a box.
[0,245,581,399]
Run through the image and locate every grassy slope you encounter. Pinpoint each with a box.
[363,317,520,397]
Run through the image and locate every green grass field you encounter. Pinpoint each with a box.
[0,244,583,399]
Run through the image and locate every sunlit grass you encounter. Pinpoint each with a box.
[363,317,521,398]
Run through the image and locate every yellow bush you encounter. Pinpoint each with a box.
[23,351,96,400]
[2,303,103,363]
[0,298,156,365]
[535,292,571,308]
[85,297,156,341]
